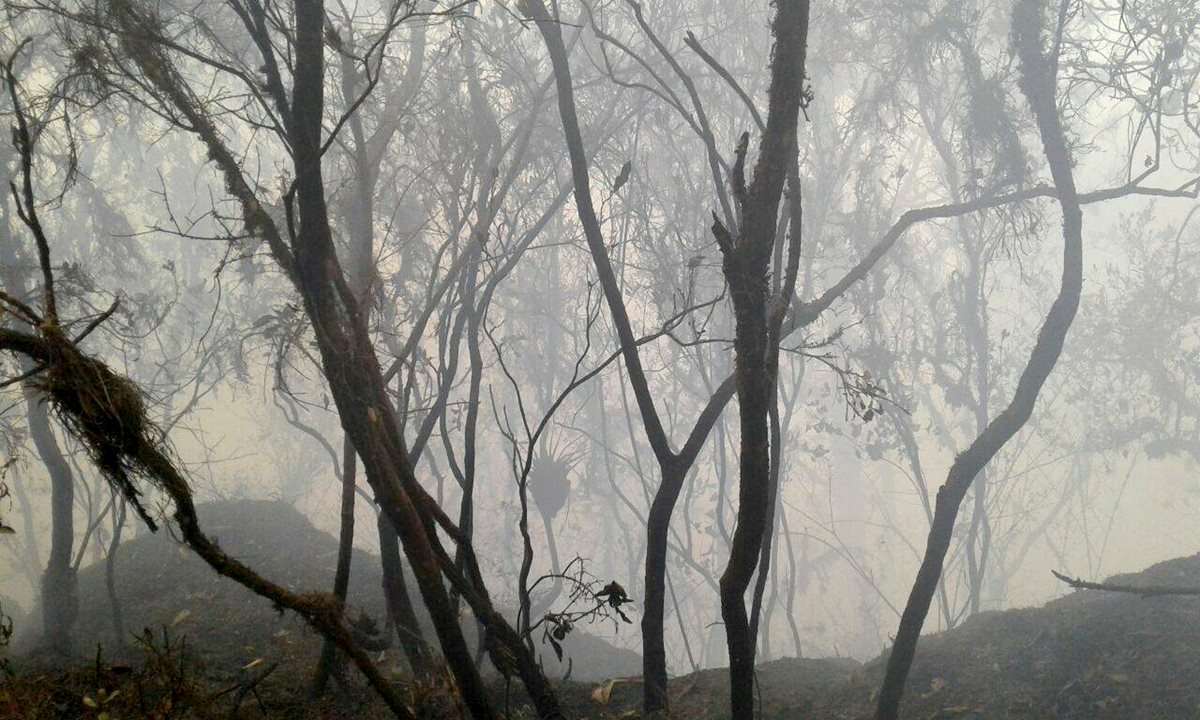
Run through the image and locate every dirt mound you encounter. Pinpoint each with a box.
[558,554,1200,719]
[65,500,388,670]
[816,553,1200,719]
[18,500,638,684]
[564,656,863,719]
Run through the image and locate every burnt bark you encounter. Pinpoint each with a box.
[311,437,358,697]
[286,2,495,715]
[531,1,809,712]
[308,41,377,698]
[748,398,784,645]
[378,511,433,675]
[714,2,809,714]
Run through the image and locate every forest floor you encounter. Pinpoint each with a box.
[3,500,1200,719]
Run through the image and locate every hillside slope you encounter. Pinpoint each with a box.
[26,500,640,685]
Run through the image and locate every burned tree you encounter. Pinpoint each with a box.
[875,1,1087,716]
[708,2,810,713]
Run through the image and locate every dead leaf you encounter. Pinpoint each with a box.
[591,679,617,705]
[169,609,191,627]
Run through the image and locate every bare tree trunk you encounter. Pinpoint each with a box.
[287,3,496,714]
[28,394,76,659]
[719,287,775,718]
[9,467,42,590]
[962,221,993,620]
[452,301,484,613]
[893,415,956,628]
[309,32,374,698]
[528,510,563,625]
[640,459,685,710]
[875,4,1084,715]
[0,211,40,593]
[527,3,742,710]
[714,2,810,714]
[311,436,358,696]
[778,502,803,657]
[1,206,77,659]
[378,512,432,676]
[749,399,784,644]
[105,496,127,647]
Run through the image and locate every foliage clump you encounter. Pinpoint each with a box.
[33,325,165,530]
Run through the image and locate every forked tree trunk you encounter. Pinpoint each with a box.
[714,2,809,715]
[527,2,746,712]
[749,399,784,644]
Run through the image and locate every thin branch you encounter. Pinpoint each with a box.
[1052,570,1200,598]
[683,31,765,132]
[5,41,58,323]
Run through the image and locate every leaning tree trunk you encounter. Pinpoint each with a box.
[640,458,686,710]
[107,0,563,713]
[378,511,433,676]
[286,4,495,714]
[719,287,777,719]
[530,0,683,703]
[875,3,1084,717]
[312,40,379,697]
